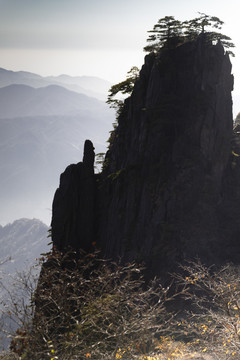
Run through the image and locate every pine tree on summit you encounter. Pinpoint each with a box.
[144,13,235,55]
[144,16,184,52]
[107,13,235,117]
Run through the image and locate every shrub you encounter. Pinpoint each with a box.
[10,249,184,360]
[176,261,240,359]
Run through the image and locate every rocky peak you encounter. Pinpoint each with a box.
[51,36,239,273]
[83,139,95,170]
[51,139,95,251]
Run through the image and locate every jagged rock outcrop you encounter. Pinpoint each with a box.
[51,35,240,273]
[51,139,95,251]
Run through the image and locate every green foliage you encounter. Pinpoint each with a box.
[144,13,235,56]
[105,67,139,154]
[144,16,184,52]
[107,66,139,115]
[183,12,224,38]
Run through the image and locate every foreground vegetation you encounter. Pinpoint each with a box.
[1,248,240,359]
[0,249,185,359]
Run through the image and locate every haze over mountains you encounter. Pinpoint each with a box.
[0,84,109,118]
[0,68,111,100]
[0,69,114,348]
[0,218,48,275]
[0,218,49,350]
[0,68,115,226]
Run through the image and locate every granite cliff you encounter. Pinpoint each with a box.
[51,35,240,273]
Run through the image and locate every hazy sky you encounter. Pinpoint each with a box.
[1,0,240,113]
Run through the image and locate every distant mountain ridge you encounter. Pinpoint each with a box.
[0,67,111,101]
[0,218,48,270]
[0,83,108,118]
[0,67,114,225]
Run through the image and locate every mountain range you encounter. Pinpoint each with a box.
[0,67,111,101]
[0,68,115,226]
[0,218,48,274]
[0,84,109,118]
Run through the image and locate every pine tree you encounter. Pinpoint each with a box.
[144,13,235,56]
[144,16,184,52]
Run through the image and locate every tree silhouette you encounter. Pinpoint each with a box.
[144,13,235,56]
[144,16,184,52]
[106,66,139,115]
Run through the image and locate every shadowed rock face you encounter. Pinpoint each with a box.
[51,140,95,251]
[51,36,240,273]
[96,36,234,269]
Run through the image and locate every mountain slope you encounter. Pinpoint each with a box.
[0,78,114,225]
[0,84,108,118]
[0,218,49,350]
[0,68,111,100]
[45,74,111,100]
[0,111,114,225]
[0,218,48,272]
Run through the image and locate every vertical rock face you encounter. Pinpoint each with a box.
[97,36,234,269]
[51,140,95,251]
[51,36,238,272]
